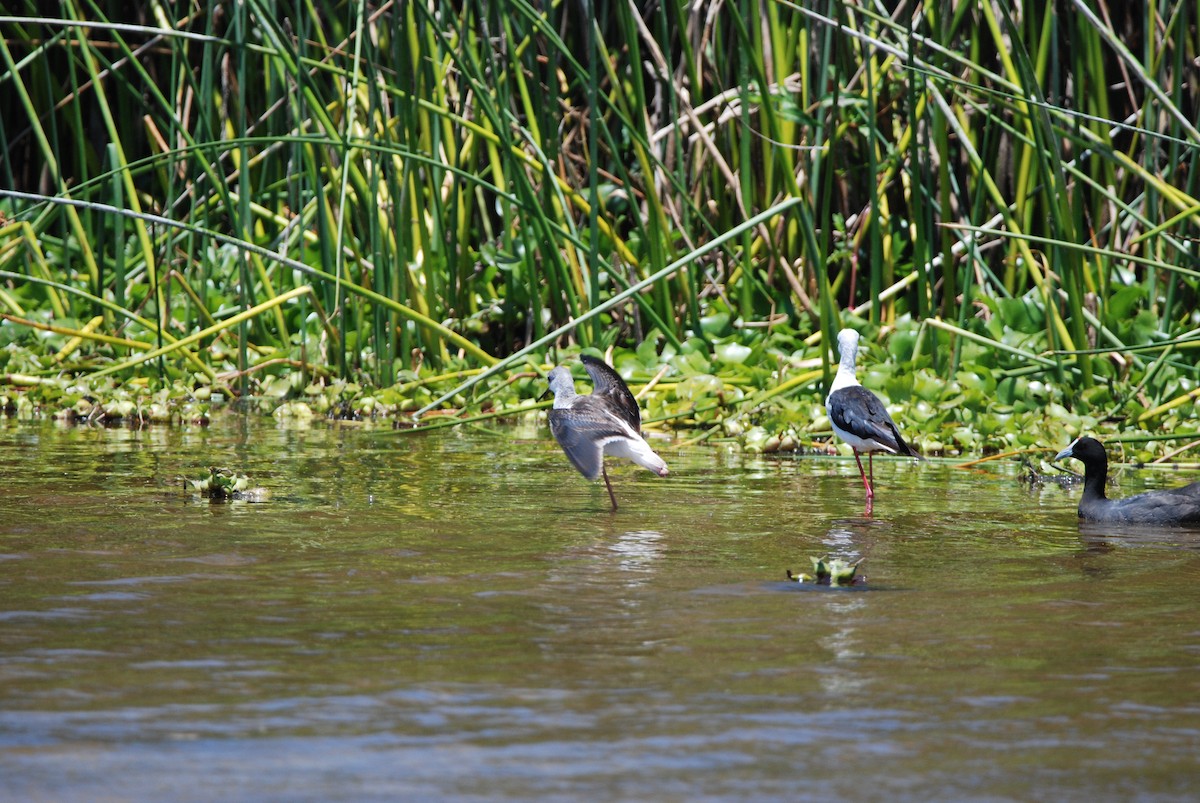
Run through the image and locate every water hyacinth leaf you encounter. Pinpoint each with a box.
[787,556,859,586]
[883,373,914,403]
[887,331,919,362]
[676,374,724,401]
[1107,285,1146,321]
[1119,310,1160,346]
[975,413,1005,437]
[907,400,938,424]
[636,337,662,367]
[742,426,770,453]
[810,557,829,583]
[910,372,945,403]
[1079,384,1112,409]
[996,297,1045,335]
[862,367,893,390]
[479,244,522,269]
[671,349,712,376]
[715,341,753,365]
[996,377,1020,408]
[700,313,732,337]
[956,366,997,395]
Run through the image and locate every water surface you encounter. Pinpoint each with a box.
[2,418,1199,800]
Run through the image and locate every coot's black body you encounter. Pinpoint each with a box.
[1054,437,1200,524]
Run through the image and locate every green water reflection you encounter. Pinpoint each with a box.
[2,418,1199,800]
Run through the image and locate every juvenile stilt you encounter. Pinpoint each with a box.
[546,355,668,511]
[601,466,618,511]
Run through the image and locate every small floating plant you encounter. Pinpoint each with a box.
[191,467,270,502]
[786,556,863,586]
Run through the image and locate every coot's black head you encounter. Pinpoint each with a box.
[1054,436,1107,466]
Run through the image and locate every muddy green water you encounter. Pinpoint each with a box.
[2,418,1199,801]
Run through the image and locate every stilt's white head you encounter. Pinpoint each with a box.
[836,328,860,371]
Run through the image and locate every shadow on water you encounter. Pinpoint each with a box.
[2,419,1200,801]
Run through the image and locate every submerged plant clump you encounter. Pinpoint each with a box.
[787,556,863,586]
[191,467,270,503]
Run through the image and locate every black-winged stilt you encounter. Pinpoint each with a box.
[825,328,922,511]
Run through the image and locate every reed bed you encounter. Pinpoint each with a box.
[1,1,1197,448]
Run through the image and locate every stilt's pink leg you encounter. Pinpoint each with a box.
[853,450,874,499]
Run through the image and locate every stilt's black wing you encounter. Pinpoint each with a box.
[580,355,641,431]
[828,385,921,457]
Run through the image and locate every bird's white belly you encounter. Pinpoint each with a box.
[604,434,669,475]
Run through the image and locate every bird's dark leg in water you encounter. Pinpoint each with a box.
[602,466,618,511]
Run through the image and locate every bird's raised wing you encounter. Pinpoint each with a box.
[581,354,641,432]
